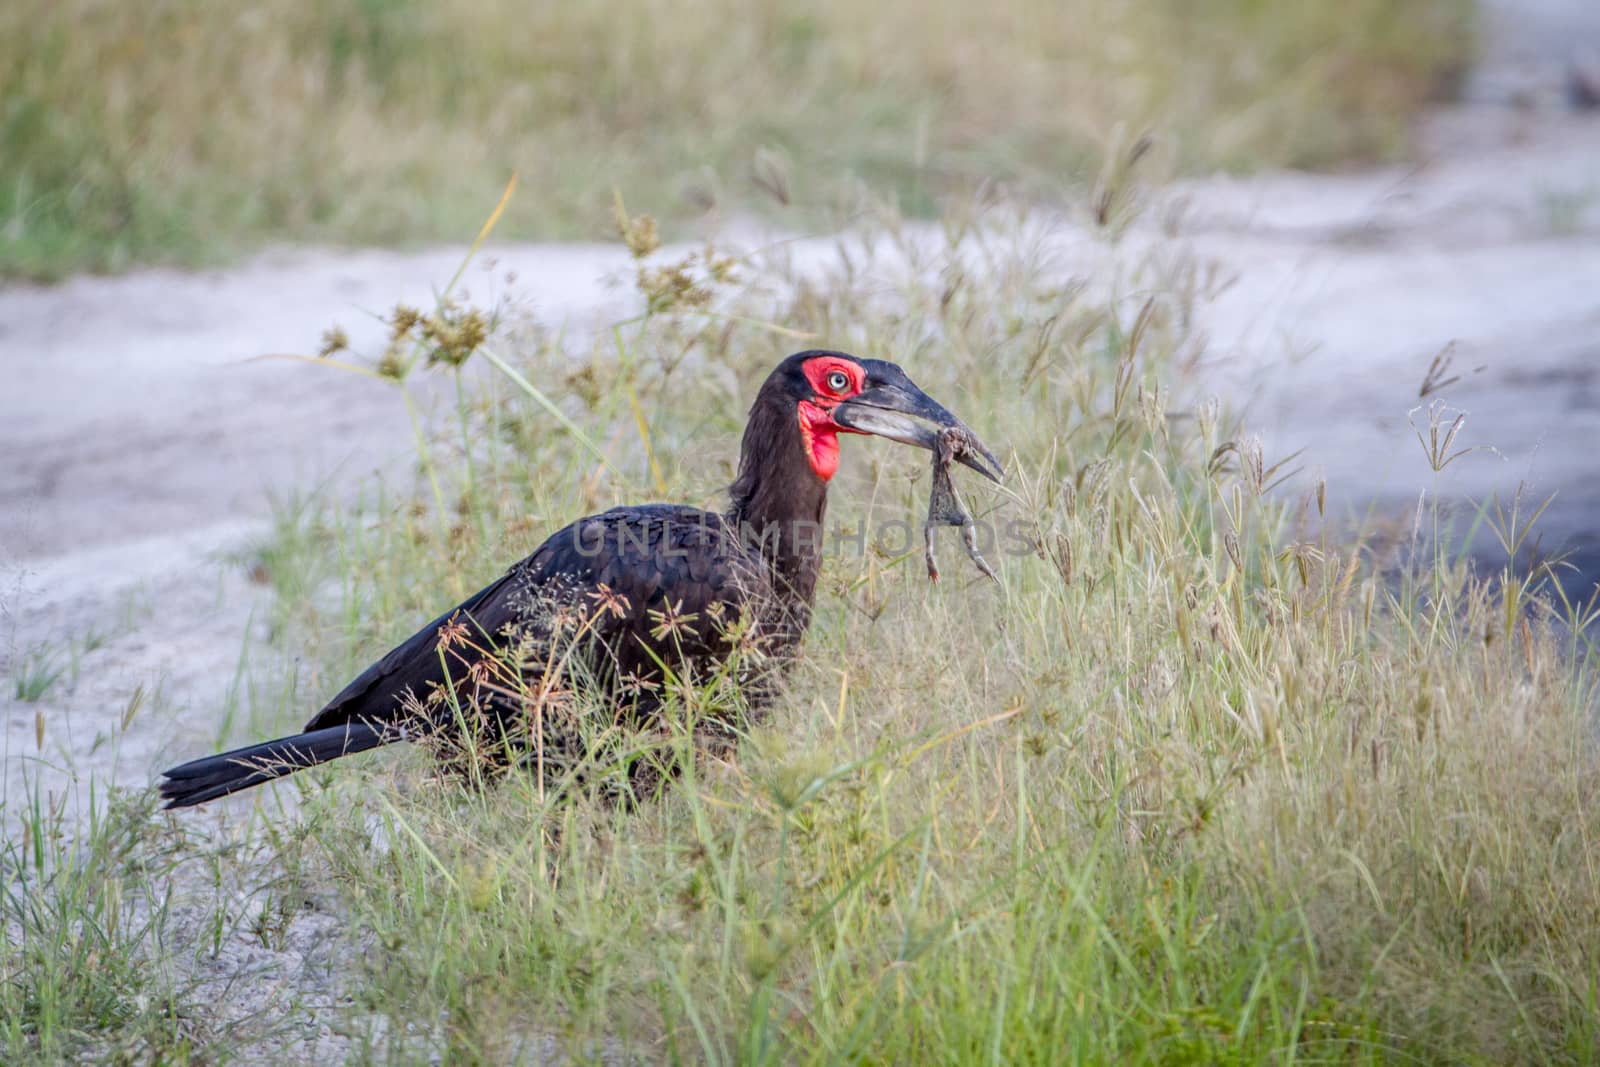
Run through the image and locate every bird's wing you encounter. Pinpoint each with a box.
[300,506,763,733]
[301,565,527,733]
[532,506,768,680]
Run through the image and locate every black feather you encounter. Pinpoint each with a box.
[159,722,391,808]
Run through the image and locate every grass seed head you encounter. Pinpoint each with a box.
[611,191,661,259]
[377,344,411,381]
[317,325,349,358]
[390,304,423,338]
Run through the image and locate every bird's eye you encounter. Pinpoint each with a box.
[825,370,851,393]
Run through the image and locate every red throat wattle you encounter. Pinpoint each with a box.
[797,400,841,480]
[795,354,867,480]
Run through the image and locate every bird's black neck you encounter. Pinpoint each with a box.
[727,397,830,607]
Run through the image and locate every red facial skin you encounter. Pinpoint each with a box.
[795,356,866,480]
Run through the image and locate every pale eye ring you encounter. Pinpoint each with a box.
[825,370,851,393]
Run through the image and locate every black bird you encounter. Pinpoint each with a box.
[158,351,1002,809]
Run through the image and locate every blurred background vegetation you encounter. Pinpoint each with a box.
[2,0,1473,279]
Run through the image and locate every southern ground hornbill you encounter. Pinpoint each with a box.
[159,351,1002,809]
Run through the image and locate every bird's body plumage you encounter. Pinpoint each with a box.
[160,351,1000,809]
[304,504,788,735]
[162,503,799,808]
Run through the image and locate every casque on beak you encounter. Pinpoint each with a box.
[831,359,1004,482]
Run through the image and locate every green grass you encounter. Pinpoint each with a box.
[10,647,66,704]
[0,782,205,1062]
[7,188,1599,1061]
[0,0,1474,278]
[7,614,143,705]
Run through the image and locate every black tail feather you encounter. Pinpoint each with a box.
[158,721,392,809]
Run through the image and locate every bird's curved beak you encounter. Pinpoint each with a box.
[832,362,1004,482]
